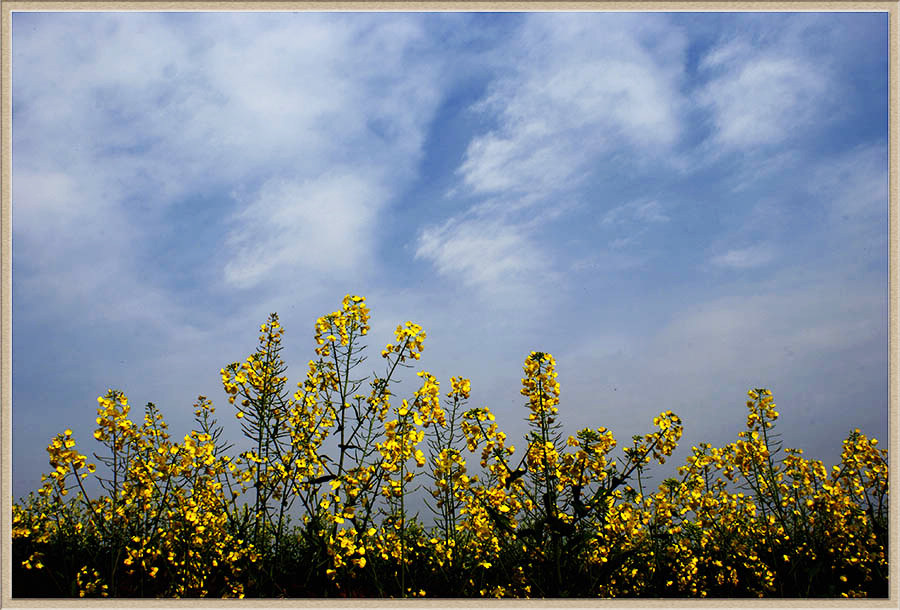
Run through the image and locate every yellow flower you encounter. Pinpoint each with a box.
[414,449,426,467]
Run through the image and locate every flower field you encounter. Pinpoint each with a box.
[11,295,889,598]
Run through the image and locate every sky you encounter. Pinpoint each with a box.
[11,11,890,505]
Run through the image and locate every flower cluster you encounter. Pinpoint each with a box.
[520,351,560,421]
[382,321,426,362]
[315,295,370,358]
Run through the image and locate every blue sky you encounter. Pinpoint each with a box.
[11,11,889,501]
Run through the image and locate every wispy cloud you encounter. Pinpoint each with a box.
[458,14,687,200]
[415,215,555,304]
[697,36,832,154]
[224,174,386,289]
[595,199,671,257]
[602,199,670,225]
[710,243,777,270]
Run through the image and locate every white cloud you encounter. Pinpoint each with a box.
[224,174,386,289]
[698,39,831,153]
[457,13,687,199]
[608,236,639,250]
[415,215,554,304]
[710,243,776,270]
